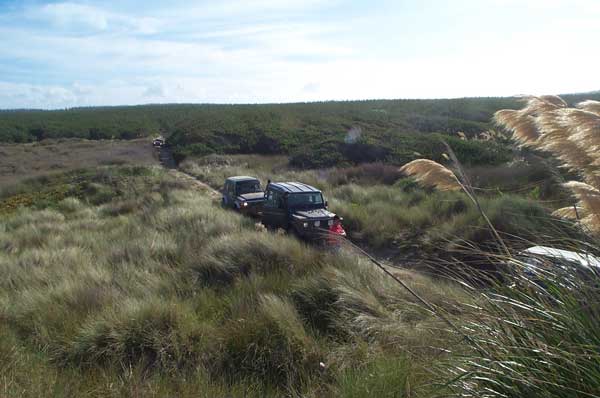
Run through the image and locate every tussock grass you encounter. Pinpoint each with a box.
[336,355,416,398]
[444,244,600,397]
[217,294,322,389]
[185,232,326,287]
[329,183,568,259]
[0,164,463,396]
[61,299,216,370]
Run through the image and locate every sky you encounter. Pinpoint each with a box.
[1,0,599,109]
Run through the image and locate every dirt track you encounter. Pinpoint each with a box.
[157,146,221,200]
[167,169,222,199]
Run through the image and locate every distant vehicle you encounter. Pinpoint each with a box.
[261,181,342,242]
[222,176,265,216]
[517,245,600,284]
[153,137,165,147]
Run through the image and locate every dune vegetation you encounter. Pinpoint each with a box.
[0,165,475,397]
[1,95,600,397]
[411,95,600,397]
[180,153,577,266]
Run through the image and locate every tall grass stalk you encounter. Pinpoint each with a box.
[439,96,600,396]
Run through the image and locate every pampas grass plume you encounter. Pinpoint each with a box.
[399,159,461,191]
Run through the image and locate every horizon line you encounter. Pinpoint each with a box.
[2,90,599,112]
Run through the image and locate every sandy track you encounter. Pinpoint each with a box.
[167,169,222,199]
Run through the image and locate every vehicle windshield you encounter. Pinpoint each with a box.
[287,192,324,208]
[236,180,262,195]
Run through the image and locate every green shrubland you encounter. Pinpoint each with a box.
[4,94,599,169]
[2,98,524,143]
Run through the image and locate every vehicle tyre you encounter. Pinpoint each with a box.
[287,226,301,239]
[262,221,272,231]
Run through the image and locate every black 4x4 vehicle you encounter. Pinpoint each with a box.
[261,182,338,241]
[222,176,265,216]
[152,137,165,147]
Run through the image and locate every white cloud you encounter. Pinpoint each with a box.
[38,3,109,30]
[25,2,162,34]
[142,83,168,98]
[1,0,599,108]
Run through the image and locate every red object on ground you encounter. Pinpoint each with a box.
[327,222,346,245]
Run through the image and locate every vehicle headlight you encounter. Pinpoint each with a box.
[303,222,308,228]
[328,220,333,226]
[242,202,248,207]
[314,221,321,227]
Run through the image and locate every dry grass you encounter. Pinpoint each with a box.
[576,99,600,115]
[399,159,461,191]
[0,164,467,397]
[0,138,157,187]
[495,95,600,233]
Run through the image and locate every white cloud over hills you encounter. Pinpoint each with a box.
[1,0,599,108]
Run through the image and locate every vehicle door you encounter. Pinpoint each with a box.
[262,189,287,228]
[223,181,234,207]
[222,181,229,205]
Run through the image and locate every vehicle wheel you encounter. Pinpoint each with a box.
[263,222,274,232]
[287,226,301,239]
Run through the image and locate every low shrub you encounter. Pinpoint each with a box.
[327,163,403,186]
[56,197,84,214]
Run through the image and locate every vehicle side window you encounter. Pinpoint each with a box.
[228,182,235,196]
[265,190,284,209]
[264,189,276,208]
[223,181,229,195]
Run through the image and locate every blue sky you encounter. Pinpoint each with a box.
[1,0,599,108]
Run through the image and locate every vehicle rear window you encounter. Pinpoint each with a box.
[237,180,261,195]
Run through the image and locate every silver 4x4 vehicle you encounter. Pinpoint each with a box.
[515,246,600,287]
[222,176,265,216]
[261,181,338,241]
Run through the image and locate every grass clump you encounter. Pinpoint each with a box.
[185,232,326,287]
[61,299,215,371]
[291,275,342,337]
[336,355,416,398]
[445,250,600,397]
[217,295,323,390]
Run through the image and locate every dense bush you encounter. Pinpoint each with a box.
[289,133,512,168]
[0,97,531,167]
